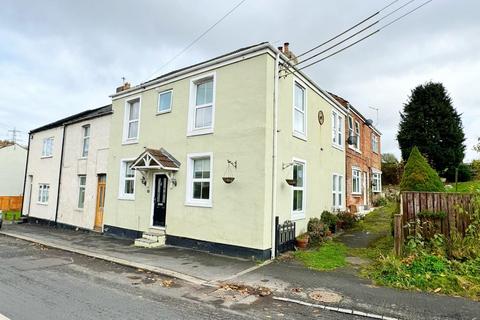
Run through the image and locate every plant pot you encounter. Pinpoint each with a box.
[285,178,297,186]
[222,177,235,184]
[296,238,309,249]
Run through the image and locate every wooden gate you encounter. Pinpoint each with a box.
[0,196,23,211]
[275,217,296,256]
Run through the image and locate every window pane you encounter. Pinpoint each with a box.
[159,91,172,112]
[125,180,134,194]
[294,109,305,133]
[78,188,85,208]
[83,125,90,137]
[196,79,213,105]
[195,105,212,129]
[125,162,134,178]
[293,163,304,187]
[293,190,303,211]
[45,186,49,202]
[294,84,304,111]
[332,175,336,190]
[193,182,202,199]
[201,182,210,199]
[193,158,210,178]
[129,101,140,120]
[339,176,343,192]
[82,137,89,157]
[128,121,138,139]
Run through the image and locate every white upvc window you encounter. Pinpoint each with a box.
[332,174,343,210]
[291,159,306,220]
[354,120,361,150]
[37,184,50,204]
[81,125,90,158]
[186,152,213,207]
[372,134,379,153]
[123,97,141,143]
[332,111,343,148]
[352,168,361,195]
[119,160,135,200]
[158,89,173,114]
[42,137,54,157]
[293,81,306,139]
[372,172,382,193]
[188,73,215,136]
[77,175,86,209]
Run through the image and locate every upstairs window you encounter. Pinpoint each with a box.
[188,74,215,136]
[77,175,86,208]
[354,120,361,150]
[352,168,361,194]
[42,137,54,157]
[293,82,306,138]
[124,98,140,142]
[332,111,343,148]
[372,134,379,153]
[81,125,90,158]
[158,90,172,114]
[38,184,50,204]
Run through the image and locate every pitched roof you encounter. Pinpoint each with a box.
[131,148,180,171]
[30,104,112,134]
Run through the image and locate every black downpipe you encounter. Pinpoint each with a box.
[54,125,66,226]
[20,134,31,217]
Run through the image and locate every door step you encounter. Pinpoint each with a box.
[134,229,166,248]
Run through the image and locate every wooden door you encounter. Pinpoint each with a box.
[94,174,106,231]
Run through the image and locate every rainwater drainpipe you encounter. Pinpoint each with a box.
[270,51,280,260]
[54,125,67,226]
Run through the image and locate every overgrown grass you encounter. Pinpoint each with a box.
[446,180,480,193]
[294,241,347,270]
[352,201,397,234]
[1,211,20,221]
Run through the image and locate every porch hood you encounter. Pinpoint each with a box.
[130,148,180,171]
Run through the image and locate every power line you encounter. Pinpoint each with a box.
[281,0,434,77]
[143,0,247,83]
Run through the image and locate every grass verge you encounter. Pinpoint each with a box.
[1,211,20,221]
[446,180,480,193]
[294,241,347,271]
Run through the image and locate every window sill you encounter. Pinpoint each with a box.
[41,156,53,159]
[292,132,307,142]
[185,200,212,208]
[36,202,48,206]
[291,213,305,221]
[118,195,135,201]
[348,146,362,154]
[351,193,362,197]
[187,128,213,137]
[156,109,172,115]
[122,140,139,146]
[78,157,87,160]
[75,208,84,212]
[331,143,344,152]
[372,190,382,193]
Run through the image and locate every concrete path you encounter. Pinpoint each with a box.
[0,224,258,285]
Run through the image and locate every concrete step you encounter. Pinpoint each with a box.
[134,238,164,248]
[143,232,166,242]
[147,228,166,236]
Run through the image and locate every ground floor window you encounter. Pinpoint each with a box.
[292,159,306,220]
[332,174,343,209]
[186,152,213,207]
[119,160,135,200]
[372,172,382,193]
[38,184,50,204]
[77,175,86,208]
[352,168,361,194]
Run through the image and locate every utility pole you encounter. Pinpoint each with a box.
[368,106,379,126]
[7,127,21,144]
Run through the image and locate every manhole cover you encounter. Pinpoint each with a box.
[309,290,342,303]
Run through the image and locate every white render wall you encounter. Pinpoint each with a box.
[22,127,64,220]
[0,144,27,196]
[57,115,111,230]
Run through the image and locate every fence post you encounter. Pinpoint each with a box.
[394,214,403,257]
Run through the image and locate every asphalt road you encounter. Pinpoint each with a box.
[0,235,362,320]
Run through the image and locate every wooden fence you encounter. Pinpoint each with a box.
[394,192,473,256]
[0,196,23,212]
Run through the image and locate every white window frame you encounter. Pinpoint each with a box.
[332,173,344,210]
[372,172,382,193]
[157,89,173,114]
[37,184,50,204]
[81,125,90,158]
[354,120,361,151]
[292,80,307,140]
[122,96,141,144]
[77,175,86,209]
[332,110,344,149]
[291,158,306,221]
[187,72,216,137]
[352,167,362,195]
[185,152,213,207]
[41,137,54,158]
[372,134,379,154]
[118,159,136,200]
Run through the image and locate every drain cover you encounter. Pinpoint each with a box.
[309,290,342,303]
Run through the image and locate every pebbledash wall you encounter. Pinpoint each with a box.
[103,43,347,259]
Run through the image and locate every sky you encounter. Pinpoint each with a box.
[1,0,479,161]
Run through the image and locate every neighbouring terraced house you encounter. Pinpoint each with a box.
[21,42,382,259]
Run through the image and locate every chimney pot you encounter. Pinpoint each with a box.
[277,46,283,52]
[284,42,290,53]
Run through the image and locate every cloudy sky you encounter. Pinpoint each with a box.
[1,0,479,161]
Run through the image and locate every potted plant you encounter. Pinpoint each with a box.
[295,233,309,249]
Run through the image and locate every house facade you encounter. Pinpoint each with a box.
[0,143,27,196]
[22,105,112,230]
[330,93,382,213]
[102,42,347,259]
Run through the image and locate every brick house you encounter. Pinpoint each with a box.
[330,93,382,213]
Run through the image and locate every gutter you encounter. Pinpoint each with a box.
[20,134,31,217]
[54,125,67,225]
[270,52,280,259]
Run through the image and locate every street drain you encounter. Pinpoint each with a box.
[309,290,342,303]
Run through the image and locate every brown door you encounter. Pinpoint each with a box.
[94,174,106,231]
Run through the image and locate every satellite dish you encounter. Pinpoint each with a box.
[366,119,374,126]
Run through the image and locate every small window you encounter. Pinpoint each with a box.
[332,111,343,148]
[332,174,343,209]
[78,175,86,208]
[293,82,306,137]
[292,160,306,220]
[372,134,379,153]
[158,90,172,113]
[186,153,213,207]
[119,160,135,199]
[42,137,54,157]
[81,125,90,158]
[38,184,50,204]
[124,98,140,142]
[372,172,382,193]
[352,168,361,194]
[188,74,215,136]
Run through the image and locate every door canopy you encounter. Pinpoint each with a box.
[130,148,180,171]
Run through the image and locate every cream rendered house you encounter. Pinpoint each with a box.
[103,42,346,259]
[0,143,27,196]
[22,105,112,231]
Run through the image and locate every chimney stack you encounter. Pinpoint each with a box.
[283,42,290,54]
[116,82,131,93]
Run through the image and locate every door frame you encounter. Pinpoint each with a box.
[94,174,107,232]
[150,172,167,230]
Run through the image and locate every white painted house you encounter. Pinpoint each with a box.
[0,144,27,196]
[22,105,112,230]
